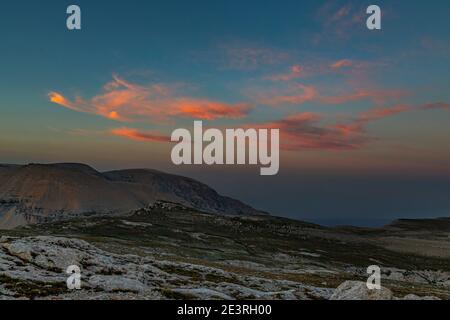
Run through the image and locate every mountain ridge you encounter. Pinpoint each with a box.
[0,163,266,229]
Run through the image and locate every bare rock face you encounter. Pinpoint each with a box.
[0,163,264,229]
[330,281,393,300]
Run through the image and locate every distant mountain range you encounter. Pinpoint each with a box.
[0,163,265,229]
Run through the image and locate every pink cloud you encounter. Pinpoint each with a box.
[331,59,353,69]
[320,88,406,105]
[358,105,411,121]
[254,84,317,107]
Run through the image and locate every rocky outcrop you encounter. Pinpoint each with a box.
[330,281,393,300]
[330,281,441,300]
[0,236,331,300]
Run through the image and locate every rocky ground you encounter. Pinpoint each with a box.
[0,202,449,300]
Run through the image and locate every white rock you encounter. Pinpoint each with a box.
[330,281,393,300]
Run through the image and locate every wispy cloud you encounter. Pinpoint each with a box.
[358,104,411,121]
[331,59,353,69]
[249,82,404,107]
[320,88,406,106]
[219,43,289,70]
[314,2,365,42]
[264,65,303,82]
[420,102,450,110]
[253,84,317,107]
[49,75,252,122]
[110,127,170,143]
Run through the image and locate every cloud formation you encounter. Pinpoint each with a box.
[253,102,442,151]
[104,100,447,152]
[256,112,371,151]
[49,75,252,122]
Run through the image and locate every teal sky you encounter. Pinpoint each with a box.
[1,0,450,224]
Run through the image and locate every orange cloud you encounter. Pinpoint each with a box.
[49,92,71,107]
[176,99,250,120]
[49,75,252,122]
[48,91,85,112]
[110,127,170,143]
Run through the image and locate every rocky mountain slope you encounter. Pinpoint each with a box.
[0,202,449,300]
[0,163,263,229]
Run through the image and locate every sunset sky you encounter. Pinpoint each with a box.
[1,0,450,225]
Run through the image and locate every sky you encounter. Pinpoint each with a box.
[1,0,450,225]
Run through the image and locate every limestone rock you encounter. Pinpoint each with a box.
[330,281,393,300]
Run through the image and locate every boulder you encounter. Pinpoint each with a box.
[330,281,393,300]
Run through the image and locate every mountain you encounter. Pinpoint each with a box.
[0,163,264,229]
